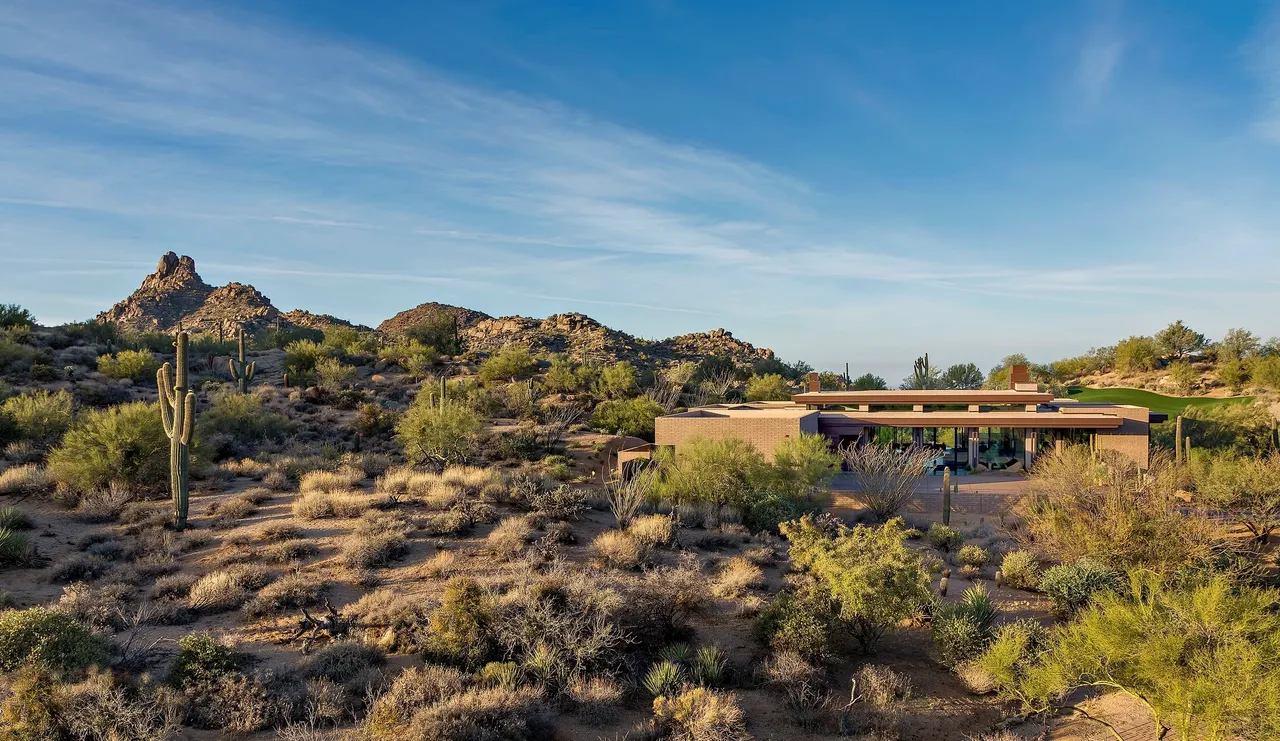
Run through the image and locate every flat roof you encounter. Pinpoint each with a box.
[816,410,1124,429]
[663,408,818,420]
[792,389,1056,405]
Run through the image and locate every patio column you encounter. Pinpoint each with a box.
[967,428,979,470]
[1024,428,1036,470]
[912,427,923,447]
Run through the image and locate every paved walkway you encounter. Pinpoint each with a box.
[830,472,1031,520]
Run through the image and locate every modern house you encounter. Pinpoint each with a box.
[622,366,1162,473]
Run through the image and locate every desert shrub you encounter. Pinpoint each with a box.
[152,572,198,600]
[283,339,338,375]
[976,618,1052,707]
[477,347,537,385]
[187,567,270,612]
[527,483,588,520]
[769,432,840,502]
[0,606,109,675]
[652,687,751,741]
[364,663,469,736]
[956,544,989,568]
[712,556,765,599]
[754,588,836,660]
[72,483,134,523]
[987,576,1280,739]
[1190,450,1280,543]
[926,523,964,552]
[567,675,623,725]
[1114,335,1160,374]
[422,511,470,537]
[355,403,400,438]
[58,668,183,741]
[398,399,485,467]
[486,516,534,561]
[1037,558,1122,615]
[262,538,317,563]
[97,349,160,380]
[1,390,74,449]
[299,466,366,493]
[855,663,912,707]
[590,530,645,569]
[209,494,258,529]
[316,357,357,389]
[932,584,998,668]
[840,443,935,520]
[292,491,369,519]
[744,373,791,401]
[423,550,457,578]
[590,395,665,439]
[781,515,931,653]
[1018,447,1215,573]
[0,304,34,330]
[403,685,550,741]
[198,390,289,450]
[653,436,770,518]
[48,553,113,583]
[343,531,409,569]
[169,631,241,685]
[244,573,329,616]
[299,641,384,694]
[999,550,1040,590]
[47,402,170,497]
[0,463,53,495]
[594,360,639,399]
[423,578,496,668]
[627,513,675,549]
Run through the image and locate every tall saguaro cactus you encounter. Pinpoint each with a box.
[228,327,255,393]
[1175,415,1184,464]
[941,466,952,526]
[158,331,196,530]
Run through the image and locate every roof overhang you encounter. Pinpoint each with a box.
[815,411,1124,429]
[792,390,1055,405]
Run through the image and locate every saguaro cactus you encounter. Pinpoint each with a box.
[158,331,195,530]
[228,327,256,393]
[941,466,952,526]
[438,375,448,409]
[1175,415,1184,463]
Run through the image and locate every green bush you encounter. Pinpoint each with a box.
[0,304,35,330]
[956,544,989,568]
[931,584,998,668]
[926,523,964,552]
[255,325,323,350]
[977,618,1051,707]
[744,373,792,401]
[590,396,665,439]
[397,400,485,467]
[97,350,160,381]
[1037,558,1121,615]
[0,606,109,676]
[316,357,358,388]
[780,515,930,653]
[423,578,496,669]
[594,361,639,399]
[1,389,74,448]
[999,550,1040,590]
[283,339,338,375]
[753,588,834,660]
[47,402,171,497]
[170,631,242,686]
[477,347,537,385]
[1114,335,1160,374]
[541,355,582,394]
[404,311,463,356]
[198,391,289,449]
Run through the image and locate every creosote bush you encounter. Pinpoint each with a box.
[47,401,171,498]
[0,606,110,676]
[998,550,1040,590]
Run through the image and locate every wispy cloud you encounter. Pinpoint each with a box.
[1248,10,1280,141]
[0,0,1276,373]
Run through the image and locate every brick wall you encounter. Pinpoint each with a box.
[655,414,817,460]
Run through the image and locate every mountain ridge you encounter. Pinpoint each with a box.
[97,252,773,365]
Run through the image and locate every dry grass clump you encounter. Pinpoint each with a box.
[590,530,645,569]
[401,685,550,741]
[341,452,394,477]
[423,550,457,578]
[263,539,318,563]
[57,582,133,630]
[262,469,290,491]
[345,589,435,654]
[627,514,675,549]
[299,466,366,493]
[652,687,751,741]
[187,565,272,612]
[567,675,624,726]
[221,458,270,479]
[342,531,409,569]
[486,516,535,561]
[73,483,134,523]
[244,573,330,617]
[421,511,469,537]
[0,464,53,495]
[712,556,765,599]
[293,491,370,520]
[258,521,301,541]
[377,465,501,510]
[152,572,199,600]
[363,664,469,736]
[210,494,260,529]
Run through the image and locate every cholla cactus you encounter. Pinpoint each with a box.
[158,331,195,530]
[228,327,256,393]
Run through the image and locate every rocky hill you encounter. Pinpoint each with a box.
[96,252,773,366]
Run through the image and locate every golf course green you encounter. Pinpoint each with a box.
[1064,386,1254,418]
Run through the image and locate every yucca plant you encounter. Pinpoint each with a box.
[642,660,685,699]
[0,507,33,531]
[659,642,694,665]
[690,646,727,688]
[0,528,34,566]
[478,660,521,689]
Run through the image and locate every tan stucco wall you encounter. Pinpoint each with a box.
[655,413,819,460]
[1090,406,1150,468]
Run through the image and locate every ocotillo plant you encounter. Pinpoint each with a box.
[158,331,195,530]
[228,327,256,393]
[941,466,952,526]
[1175,415,1184,463]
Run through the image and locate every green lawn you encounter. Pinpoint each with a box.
[1064,386,1254,418]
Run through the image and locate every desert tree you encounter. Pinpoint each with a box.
[1154,320,1207,360]
[839,443,935,520]
[1218,327,1260,361]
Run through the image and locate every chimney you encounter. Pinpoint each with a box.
[1008,364,1030,389]
[807,371,820,393]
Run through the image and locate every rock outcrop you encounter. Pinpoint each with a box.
[377,302,492,337]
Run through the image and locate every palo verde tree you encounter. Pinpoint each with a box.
[157,330,196,529]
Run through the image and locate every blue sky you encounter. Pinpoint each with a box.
[2,0,1279,381]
